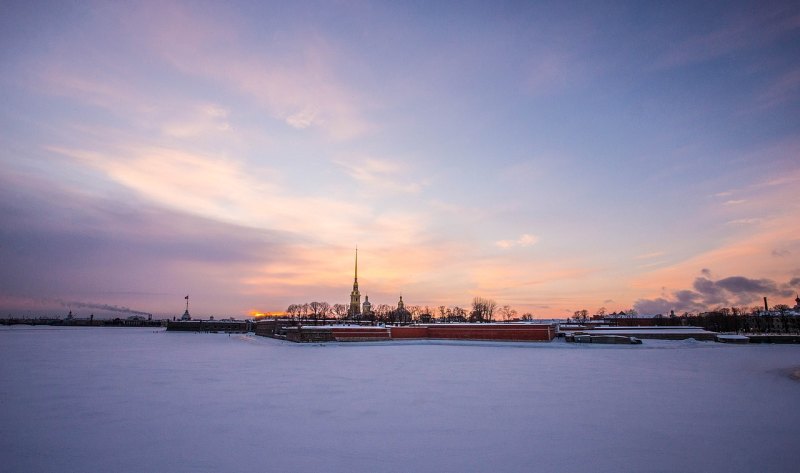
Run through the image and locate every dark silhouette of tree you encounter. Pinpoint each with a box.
[450,306,467,322]
[573,309,589,324]
[470,297,497,322]
[375,304,391,323]
[286,304,301,321]
[308,301,329,325]
[774,304,790,315]
[332,303,348,320]
[499,305,517,322]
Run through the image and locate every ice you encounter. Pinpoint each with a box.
[1,326,799,472]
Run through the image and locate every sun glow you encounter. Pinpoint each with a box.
[250,310,286,319]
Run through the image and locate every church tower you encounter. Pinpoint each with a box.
[396,294,411,323]
[362,295,372,316]
[348,248,361,318]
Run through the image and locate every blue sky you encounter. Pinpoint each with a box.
[1,0,798,317]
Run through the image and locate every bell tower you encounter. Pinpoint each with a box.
[348,248,361,318]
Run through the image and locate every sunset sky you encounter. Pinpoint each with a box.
[1,0,799,318]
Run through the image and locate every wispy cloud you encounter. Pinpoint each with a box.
[758,67,800,109]
[635,251,664,260]
[727,218,761,225]
[655,4,800,69]
[285,108,319,129]
[46,145,373,241]
[495,234,539,249]
[161,103,232,138]
[0,171,288,315]
[29,2,372,142]
[133,6,371,140]
[334,156,425,194]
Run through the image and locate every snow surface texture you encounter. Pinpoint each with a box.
[1,327,799,473]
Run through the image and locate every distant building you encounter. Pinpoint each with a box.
[362,295,372,317]
[344,248,414,323]
[394,295,412,324]
[348,248,361,318]
[181,295,191,321]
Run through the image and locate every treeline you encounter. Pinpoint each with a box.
[613,313,800,334]
[0,317,163,327]
[568,305,800,334]
[283,297,536,324]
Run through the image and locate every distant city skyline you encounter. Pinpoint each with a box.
[1,1,799,317]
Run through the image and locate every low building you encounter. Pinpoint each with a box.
[166,319,249,332]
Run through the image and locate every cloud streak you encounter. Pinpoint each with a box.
[59,300,152,317]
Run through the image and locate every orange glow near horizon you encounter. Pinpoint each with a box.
[250,310,287,319]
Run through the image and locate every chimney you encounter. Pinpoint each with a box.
[764,297,769,313]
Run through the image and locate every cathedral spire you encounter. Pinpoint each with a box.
[349,246,361,318]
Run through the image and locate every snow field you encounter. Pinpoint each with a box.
[1,326,799,472]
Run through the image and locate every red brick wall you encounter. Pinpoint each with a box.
[330,324,555,342]
[392,324,554,341]
[425,325,554,341]
[389,326,429,338]
[331,327,390,341]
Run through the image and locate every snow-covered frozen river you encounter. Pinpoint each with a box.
[2,326,799,472]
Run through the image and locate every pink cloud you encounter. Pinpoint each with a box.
[125,4,373,140]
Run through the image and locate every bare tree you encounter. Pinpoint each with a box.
[375,304,392,323]
[332,303,348,320]
[596,307,606,318]
[308,301,330,325]
[774,304,790,315]
[450,306,467,322]
[499,305,517,322]
[287,304,302,321]
[520,312,534,321]
[470,297,497,322]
